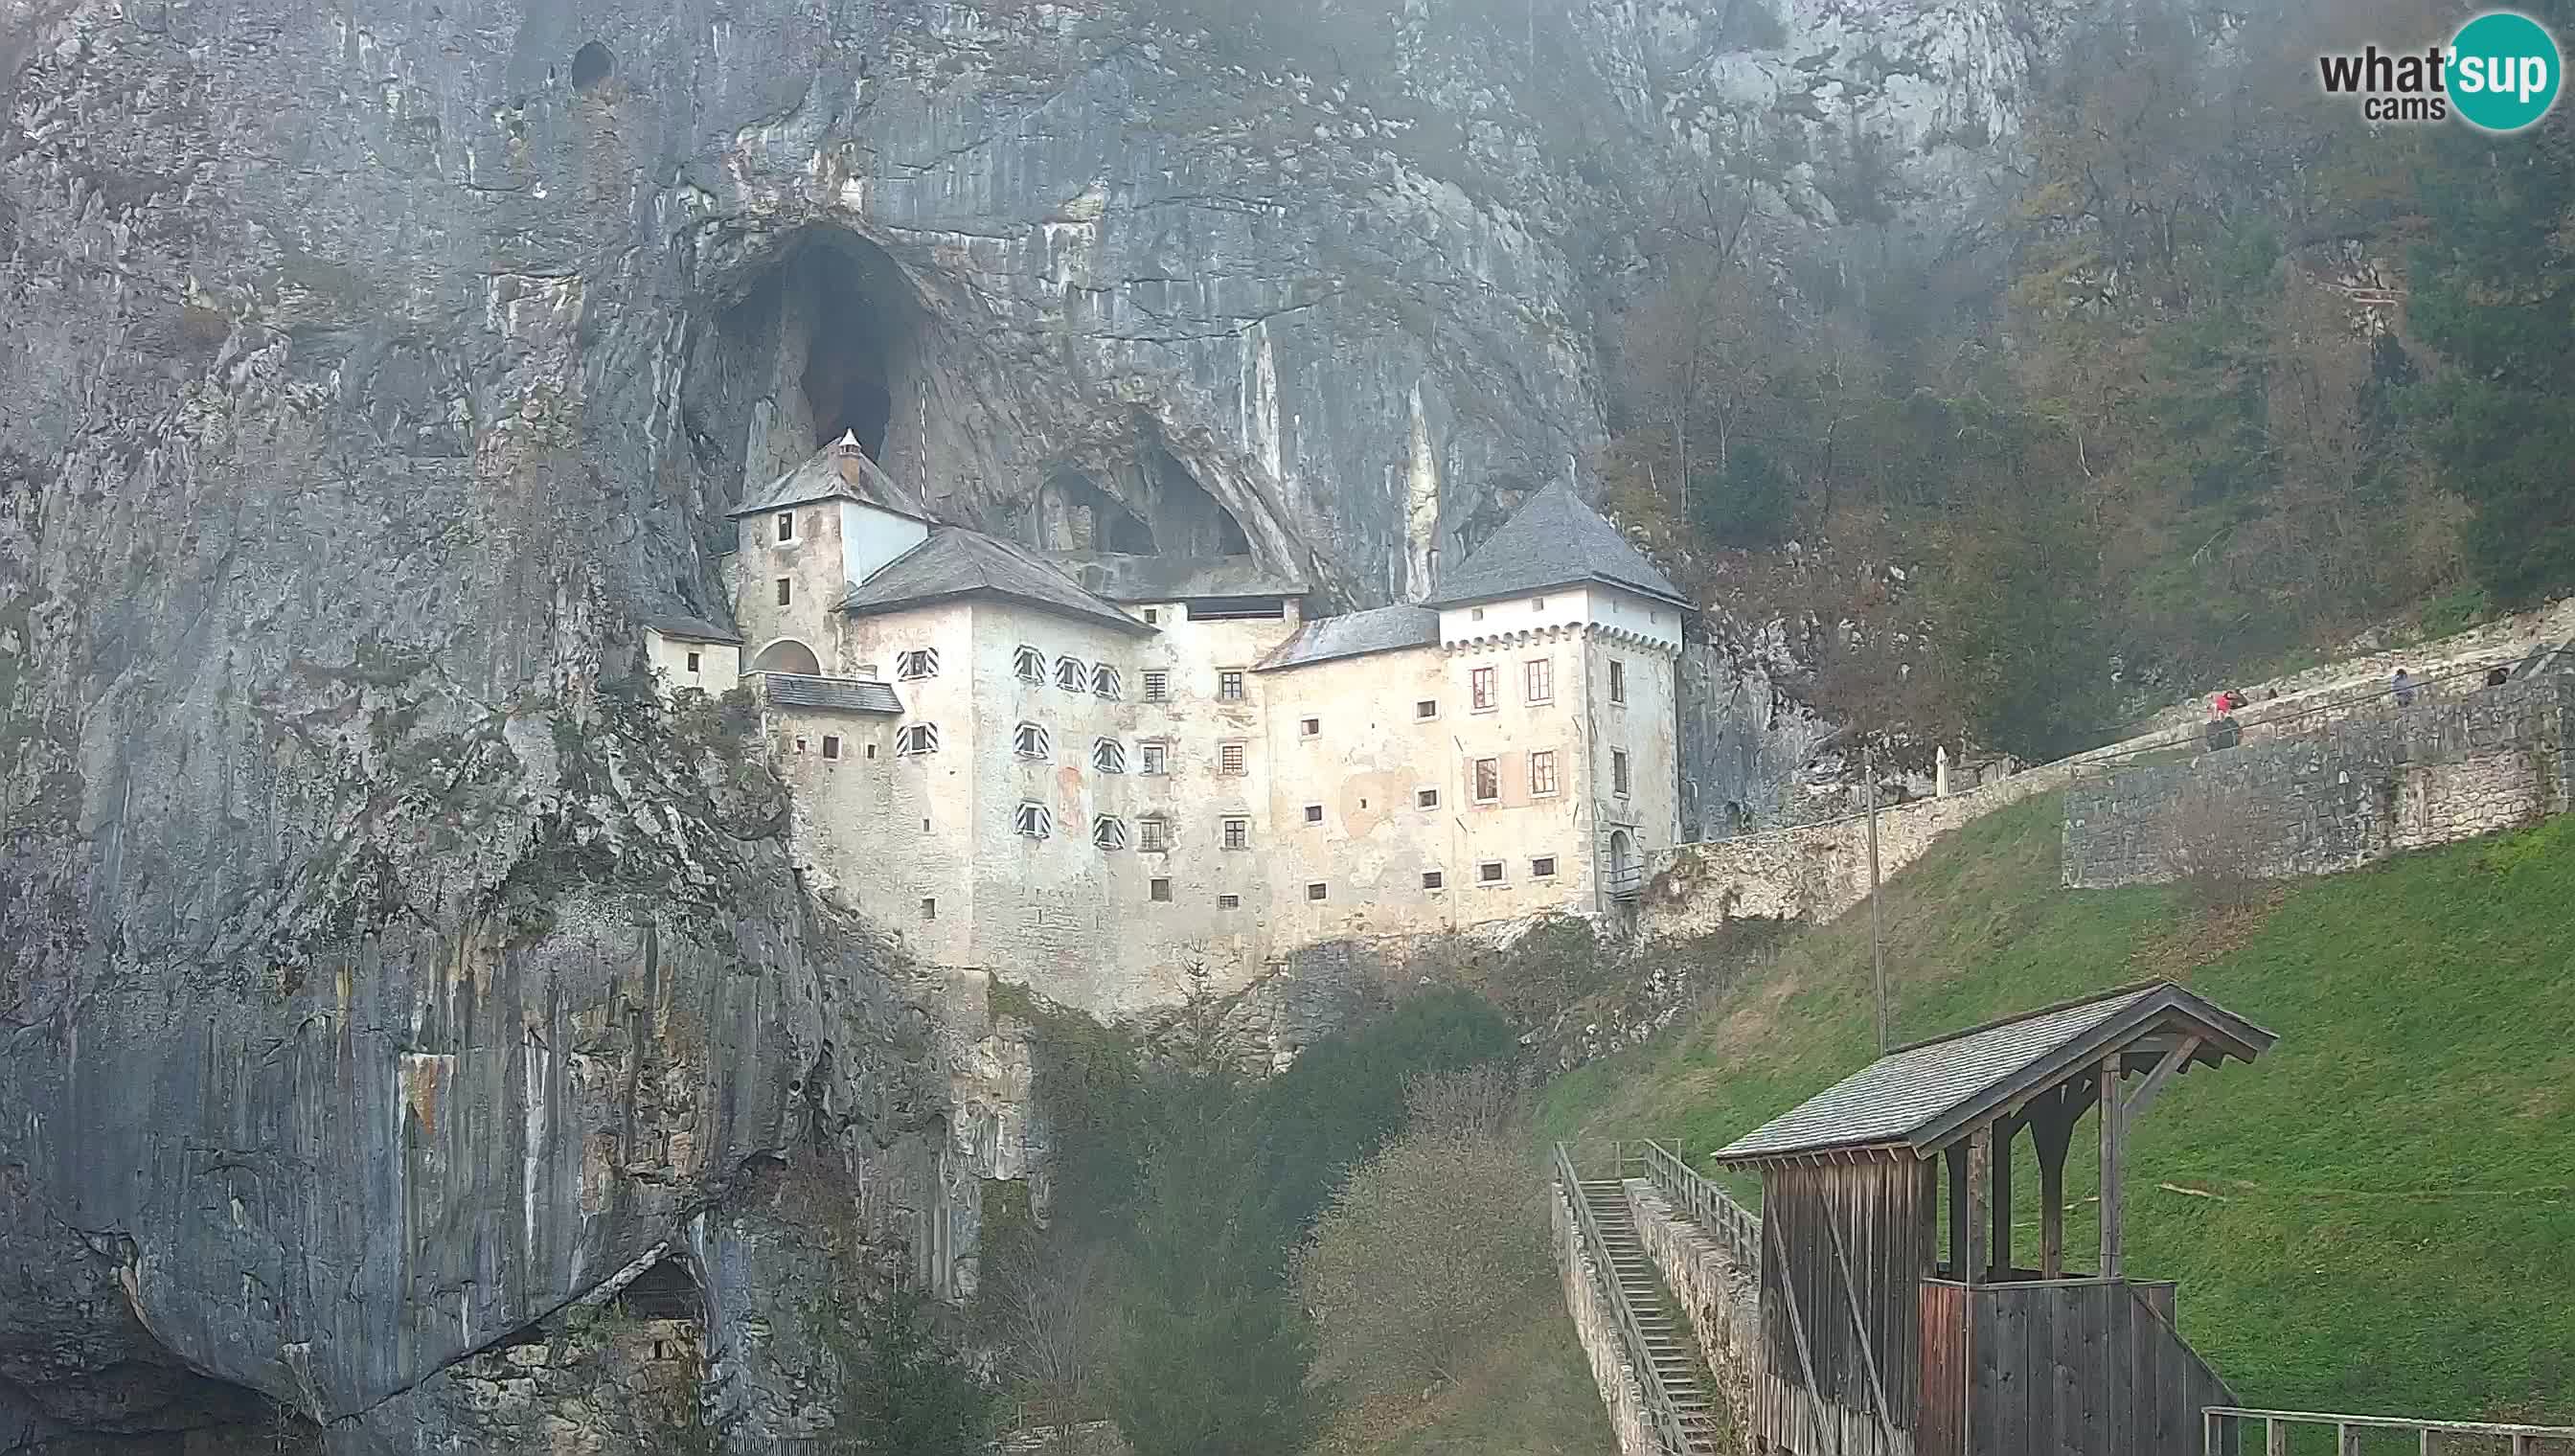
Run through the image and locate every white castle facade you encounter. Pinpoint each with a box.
[644,436,1685,1016]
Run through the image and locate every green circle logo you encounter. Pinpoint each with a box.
[2450,11,2562,132]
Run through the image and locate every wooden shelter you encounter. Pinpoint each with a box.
[1712,981,2276,1456]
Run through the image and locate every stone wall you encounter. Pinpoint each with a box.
[2063,673,2571,889]
[1627,1183,1759,1456]
[1552,1186,1664,1456]
[1638,759,2075,935]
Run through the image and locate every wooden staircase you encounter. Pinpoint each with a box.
[1578,1177,1725,1454]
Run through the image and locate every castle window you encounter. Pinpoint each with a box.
[1530,750,1559,797]
[776,512,795,542]
[1138,815,1170,852]
[1014,722,1051,760]
[1014,646,1045,683]
[1218,671,1244,701]
[1299,717,1320,739]
[1150,877,1173,901]
[1221,816,1249,850]
[922,898,937,919]
[1470,607,1485,622]
[897,648,940,680]
[1217,893,1240,910]
[822,736,841,761]
[1532,855,1557,878]
[1422,870,1444,890]
[1014,802,1051,839]
[1524,658,1553,704]
[1608,659,1627,704]
[1478,860,1504,884]
[1144,608,1159,626]
[775,578,792,606]
[1417,787,1439,809]
[1532,596,1545,611]
[794,736,808,752]
[1306,881,1327,901]
[1092,664,1123,698]
[1612,749,1630,798]
[896,723,940,757]
[1056,655,1087,692]
[1094,739,1128,774]
[686,651,701,673]
[1140,740,1170,775]
[1092,815,1128,851]
[1416,699,1438,720]
[1303,804,1324,825]
[1219,740,1246,776]
[1472,758,1499,803]
[1143,670,1170,702]
[1470,666,1496,711]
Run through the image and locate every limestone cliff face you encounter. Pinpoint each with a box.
[0,0,2064,1449]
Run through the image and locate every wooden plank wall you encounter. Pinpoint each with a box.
[1755,1158,1928,1456]
[1923,1279,2234,1456]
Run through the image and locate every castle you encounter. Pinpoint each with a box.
[644,435,1685,1016]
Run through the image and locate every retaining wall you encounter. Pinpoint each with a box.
[1627,1182,1758,1456]
[2062,673,2571,889]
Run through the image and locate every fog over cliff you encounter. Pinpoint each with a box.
[0,1,2076,1448]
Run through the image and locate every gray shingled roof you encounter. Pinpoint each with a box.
[840,529,1151,635]
[1713,982,2275,1165]
[729,434,933,522]
[1256,603,1441,672]
[1042,551,1310,603]
[643,613,741,645]
[761,672,902,715]
[1429,483,1689,609]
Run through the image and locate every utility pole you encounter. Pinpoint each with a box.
[1866,744,1887,1053]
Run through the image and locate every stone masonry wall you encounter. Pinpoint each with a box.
[1638,758,2076,935]
[2063,673,2571,889]
[1553,1186,1663,1456]
[1628,1182,1758,1456]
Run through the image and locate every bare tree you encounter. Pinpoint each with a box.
[1294,1130,1549,1405]
[1401,1064,1525,1140]
[2161,785,2272,916]
[989,1239,1113,1454]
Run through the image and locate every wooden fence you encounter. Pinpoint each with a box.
[2204,1408,2575,1455]
[1635,1137,1762,1270]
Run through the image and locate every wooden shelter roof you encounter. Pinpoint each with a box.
[1713,981,2275,1167]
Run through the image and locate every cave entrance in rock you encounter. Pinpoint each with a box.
[1037,424,1253,558]
[794,233,900,458]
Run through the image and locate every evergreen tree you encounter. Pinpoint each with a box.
[1108,1079,1323,1456]
[2406,68,2575,607]
[829,1284,994,1456]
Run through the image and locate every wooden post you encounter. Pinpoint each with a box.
[2100,1057,2126,1278]
[1990,1117,2015,1281]
[1947,1141,1971,1280]
[2267,1419,2286,1456]
[1965,1125,1992,1288]
[2033,1092,2076,1279]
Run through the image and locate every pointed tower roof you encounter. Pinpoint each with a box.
[1427,484,1689,609]
[728,433,934,523]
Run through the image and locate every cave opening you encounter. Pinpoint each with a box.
[695,227,928,507]
[569,41,613,91]
[1037,424,1254,560]
[788,233,911,459]
[619,1258,705,1323]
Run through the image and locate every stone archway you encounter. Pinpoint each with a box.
[750,638,821,675]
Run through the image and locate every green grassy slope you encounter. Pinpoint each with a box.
[1540,795,2575,1423]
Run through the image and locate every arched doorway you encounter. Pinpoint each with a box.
[1607,830,1638,901]
[750,638,822,675]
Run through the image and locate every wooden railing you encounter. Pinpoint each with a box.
[1553,1143,1698,1456]
[2204,1408,2575,1454]
[1635,1137,1762,1270]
